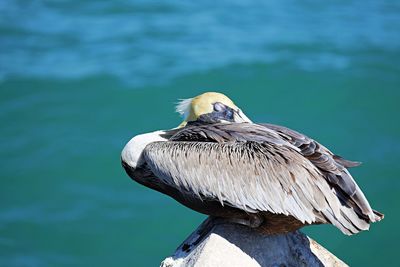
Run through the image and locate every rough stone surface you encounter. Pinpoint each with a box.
[161,218,348,267]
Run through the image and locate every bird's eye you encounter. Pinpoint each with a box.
[213,102,226,112]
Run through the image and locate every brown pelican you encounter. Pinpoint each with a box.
[121,92,383,235]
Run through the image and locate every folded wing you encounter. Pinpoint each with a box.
[142,123,380,234]
[261,123,380,222]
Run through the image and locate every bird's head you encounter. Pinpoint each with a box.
[176,92,252,127]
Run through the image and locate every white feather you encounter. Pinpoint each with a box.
[175,98,193,119]
[121,130,168,169]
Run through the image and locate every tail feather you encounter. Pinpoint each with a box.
[333,155,361,168]
[373,209,384,222]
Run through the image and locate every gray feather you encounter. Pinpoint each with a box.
[140,122,380,235]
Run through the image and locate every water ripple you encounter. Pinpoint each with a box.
[1,0,399,85]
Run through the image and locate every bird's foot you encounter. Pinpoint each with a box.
[225,213,264,228]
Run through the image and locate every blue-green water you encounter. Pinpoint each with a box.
[1,1,399,266]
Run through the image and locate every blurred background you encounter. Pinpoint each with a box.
[1,0,399,266]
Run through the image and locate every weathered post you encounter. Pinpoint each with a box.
[161,217,347,267]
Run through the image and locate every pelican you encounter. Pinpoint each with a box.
[121,92,383,235]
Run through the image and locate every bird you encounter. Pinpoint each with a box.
[121,92,383,235]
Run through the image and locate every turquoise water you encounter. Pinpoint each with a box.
[1,1,399,266]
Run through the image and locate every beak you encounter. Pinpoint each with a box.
[233,109,252,123]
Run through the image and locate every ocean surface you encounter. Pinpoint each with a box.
[1,1,399,266]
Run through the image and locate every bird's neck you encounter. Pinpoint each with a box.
[121,130,168,169]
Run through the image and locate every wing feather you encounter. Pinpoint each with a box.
[261,123,377,221]
[143,140,365,233]
[140,122,382,234]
